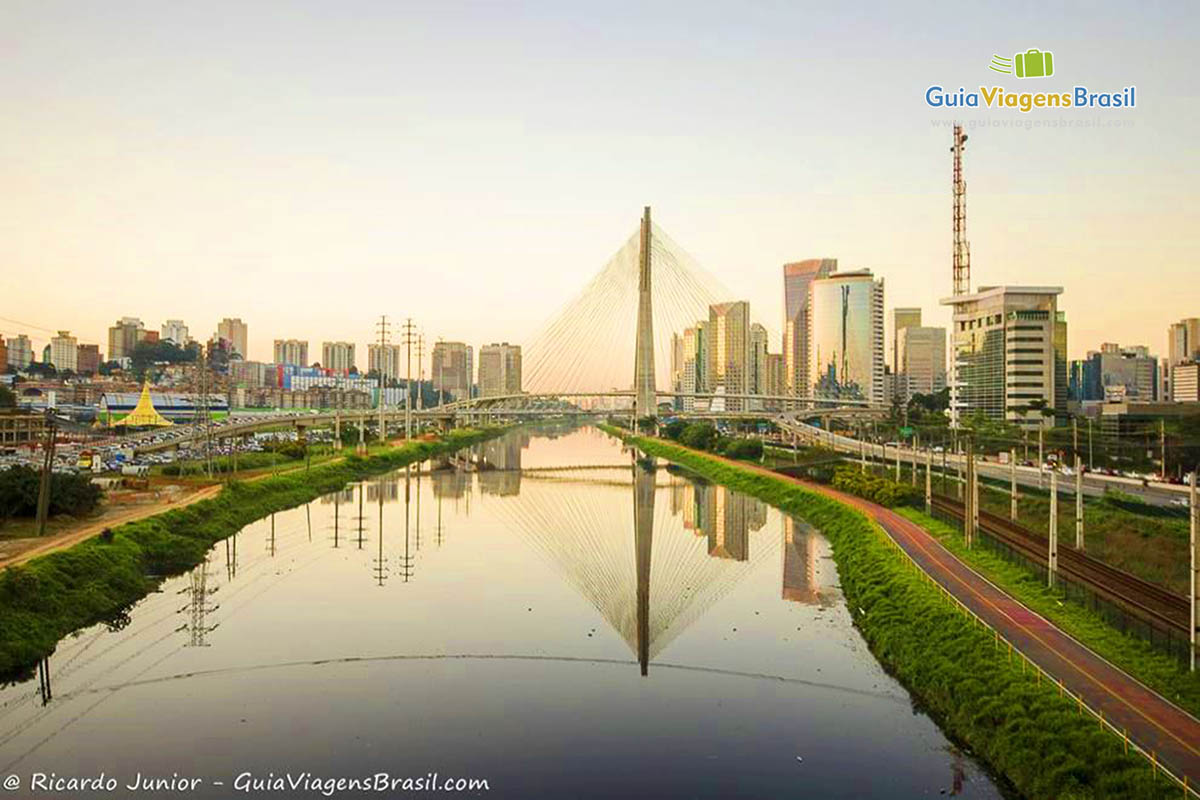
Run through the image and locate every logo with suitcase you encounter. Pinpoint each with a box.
[989,49,1054,78]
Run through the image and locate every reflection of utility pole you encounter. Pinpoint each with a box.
[225,533,238,581]
[356,483,366,548]
[415,468,422,551]
[37,658,52,705]
[35,411,57,536]
[372,480,388,586]
[177,555,219,647]
[398,467,415,581]
[268,513,276,556]
[332,492,341,548]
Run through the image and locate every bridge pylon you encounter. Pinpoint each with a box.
[633,206,656,423]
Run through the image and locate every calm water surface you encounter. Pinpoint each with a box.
[0,426,1003,798]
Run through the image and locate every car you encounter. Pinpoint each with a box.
[1170,497,1189,508]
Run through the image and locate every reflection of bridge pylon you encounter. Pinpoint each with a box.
[493,461,774,674]
[37,658,52,706]
[633,457,654,675]
[177,555,219,647]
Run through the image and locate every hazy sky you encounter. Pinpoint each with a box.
[2,0,1196,365]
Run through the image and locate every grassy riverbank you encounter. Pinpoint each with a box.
[604,427,1163,799]
[896,506,1200,718]
[0,427,505,677]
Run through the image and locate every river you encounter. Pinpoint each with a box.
[0,426,1003,798]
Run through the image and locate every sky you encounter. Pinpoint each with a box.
[1,0,1197,367]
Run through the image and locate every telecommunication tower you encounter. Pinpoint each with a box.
[952,124,971,296]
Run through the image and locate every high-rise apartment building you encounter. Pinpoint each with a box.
[161,319,189,345]
[49,331,78,372]
[273,339,309,367]
[707,301,750,411]
[897,325,947,399]
[217,318,249,359]
[808,270,885,405]
[431,341,474,401]
[321,341,356,375]
[782,259,836,400]
[1165,318,1200,403]
[5,335,32,369]
[76,344,100,375]
[1173,363,1200,402]
[367,344,401,381]
[107,317,145,362]
[941,286,1065,429]
[478,343,522,397]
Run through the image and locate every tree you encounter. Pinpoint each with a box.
[0,385,15,408]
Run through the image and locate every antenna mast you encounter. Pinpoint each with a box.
[952,124,971,296]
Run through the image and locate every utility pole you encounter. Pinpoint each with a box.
[1010,448,1018,521]
[971,447,979,544]
[963,439,973,547]
[1160,419,1167,481]
[1049,470,1058,587]
[1088,418,1094,471]
[376,315,391,443]
[416,333,425,414]
[1072,416,1078,463]
[35,411,56,536]
[401,318,418,439]
[894,441,900,482]
[925,448,932,512]
[1075,454,1084,550]
[1190,470,1197,672]
[910,433,918,487]
[1037,425,1044,489]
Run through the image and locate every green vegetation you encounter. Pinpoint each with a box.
[0,467,103,522]
[603,426,1166,799]
[660,421,764,461]
[0,427,505,676]
[829,464,920,507]
[974,479,1190,594]
[896,506,1200,719]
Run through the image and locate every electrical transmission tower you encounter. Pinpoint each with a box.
[400,318,418,439]
[415,333,425,413]
[376,315,391,442]
[951,124,971,297]
[192,347,214,477]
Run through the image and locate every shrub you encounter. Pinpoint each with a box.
[0,466,103,520]
[830,465,920,507]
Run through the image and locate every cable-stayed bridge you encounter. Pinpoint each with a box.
[117,207,887,455]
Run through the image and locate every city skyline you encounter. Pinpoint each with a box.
[2,2,1196,367]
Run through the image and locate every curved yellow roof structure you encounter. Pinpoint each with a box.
[115,382,173,428]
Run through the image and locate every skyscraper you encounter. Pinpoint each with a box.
[431,341,474,401]
[891,307,922,376]
[273,339,309,367]
[321,341,356,374]
[161,319,190,345]
[478,343,522,397]
[49,331,78,372]
[217,318,249,359]
[5,335,32,369]
[749,323,769,397]
[368,343,401,381]
[808,270,885,405]
[941,286,1065,428]
[897,325,947,399]
[76,344,100,376]
[782,259,836,401]
[1166,318,1200,401]
[707,301,750,411]
[107,317,145,362]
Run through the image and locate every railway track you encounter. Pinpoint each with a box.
[929,495,1189,637]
